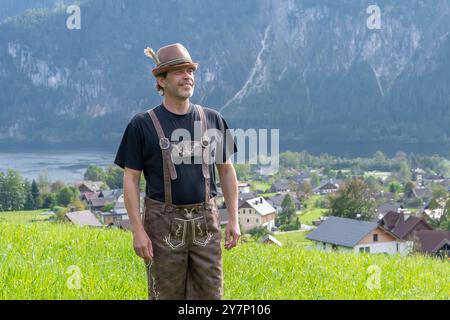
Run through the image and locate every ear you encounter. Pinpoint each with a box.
[156,76,166,88]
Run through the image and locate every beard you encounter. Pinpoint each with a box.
[166,83,195,99]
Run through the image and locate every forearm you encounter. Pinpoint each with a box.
[123,175,144,234]
[218,166,239,224]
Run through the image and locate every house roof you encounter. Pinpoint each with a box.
[415,230,450,254]
[238,192,258,207]
[412,187,432,200]
[266,193,300,207]
[65,210,103,227]
[270,181,291,191]
[76,181,104,192]
[377,202,401,215]
[260,234,282,247]
[313,179,342,192]
[89,197,115,207]
[99,188,123,199]
[306,216,380,248]
[379,211,433,239]
[242,197,276,216]
[81,191,100,201]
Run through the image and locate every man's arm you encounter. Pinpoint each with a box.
[216,160,240,250]
[123,167,153,262]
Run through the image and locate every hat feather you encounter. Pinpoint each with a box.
[144,47,160,65]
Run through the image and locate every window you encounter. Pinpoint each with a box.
[256,219,259,223]
[373,234,378,242]
[243,209,245,214]
[359,247,370,253]
[247,219,250,223]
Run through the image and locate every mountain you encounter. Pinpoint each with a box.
[1,0,450,153]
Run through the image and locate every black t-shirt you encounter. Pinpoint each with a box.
[114,103,238,205]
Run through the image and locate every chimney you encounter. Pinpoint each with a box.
[260,197,263,204]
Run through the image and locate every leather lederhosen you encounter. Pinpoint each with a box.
[142,104,223,300]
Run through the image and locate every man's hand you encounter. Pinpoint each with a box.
[225,221,240,250]
[133,229,153,264]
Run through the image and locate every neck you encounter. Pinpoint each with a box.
[163,95,190,115]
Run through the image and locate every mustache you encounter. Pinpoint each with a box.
[179,81,194,86]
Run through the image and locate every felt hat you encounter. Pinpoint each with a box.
[144,43,198,77]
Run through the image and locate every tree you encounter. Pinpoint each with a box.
[389,181,402,194]
[84,164,105,181]
[327,178,376,221]
[37,170,50,194]
[41,193,57,210]
[404,181,416,198]
[310,173,320,188]
[51,180,66,193]
[105,165,124,189]
[431,184,448,199]
[364,176,381,193]
[57,186,78,207]
[373,151,386,163]
[398,161,412,183]
[24,180,35,210]
[298,181,312,195]
[234,164,251,181]
[0,169,26,211]
[31,179,41,208]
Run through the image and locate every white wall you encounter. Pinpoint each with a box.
[354,241,413,255]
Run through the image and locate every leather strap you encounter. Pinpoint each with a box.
[148,109,176,205]
[195,105,211,204]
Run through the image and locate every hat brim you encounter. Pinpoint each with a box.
[152,62,198,77]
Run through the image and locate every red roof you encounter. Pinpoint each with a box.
[415,230,450,254]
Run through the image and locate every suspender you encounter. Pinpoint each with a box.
[147,104,211,205]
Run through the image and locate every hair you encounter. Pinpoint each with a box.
[155,72,167,96]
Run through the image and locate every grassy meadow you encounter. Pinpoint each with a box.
[0,210,448,300]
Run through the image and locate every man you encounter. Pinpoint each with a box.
[114,43,240,300]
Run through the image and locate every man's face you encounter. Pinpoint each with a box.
[159,67,195,99]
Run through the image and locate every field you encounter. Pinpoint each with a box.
[0,210,449,300]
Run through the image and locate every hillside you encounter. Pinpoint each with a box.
[1,0,450,151]
[0,210,448,299]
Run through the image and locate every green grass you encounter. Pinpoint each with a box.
[248,180,271,193]
[0,211,449,299]
[272,231,312,247]
[297,195,327,225]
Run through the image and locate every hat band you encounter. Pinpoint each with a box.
[158,57,193,68]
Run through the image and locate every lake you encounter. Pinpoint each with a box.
[0,150,117,183]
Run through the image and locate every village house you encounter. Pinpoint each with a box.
[306,216,412,255]
[238,191,259,207]
[259,234,282,247]
[75,181,104,193]
[266,192,301,214]
[99,188,123,201]
[423,198,446,221]
[65,210,103,227]
[414,230,450,259]
[313,179,341,195]
[238,197,277,232]
[412,168,426,186]
[80,191,100,202]
[269,180,292,193]
[378,211,434,241]
[238,182,251,194]
[376,201,402,220]
[88,197,115,211]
